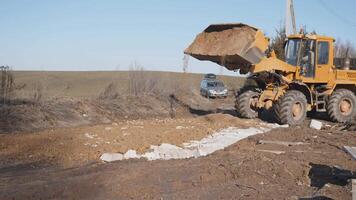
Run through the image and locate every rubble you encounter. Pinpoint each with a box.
[258,140,309,146]
[310,120,323,130]
[258,150,285,155]
[100,153,124,162]
[107,123,288,161]
[124,150,140,159]
[84,133,96,139]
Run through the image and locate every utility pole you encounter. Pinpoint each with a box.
[286,0,297,36]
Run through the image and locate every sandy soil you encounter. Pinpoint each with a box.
[0,113,259,169]
[0,123,355,200]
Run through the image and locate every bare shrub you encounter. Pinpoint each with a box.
[128,61,159,96]
[99,82,119,100]
[32,83,44,103]
[0,66,14,105]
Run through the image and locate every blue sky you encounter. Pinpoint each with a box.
[0,0,356,74]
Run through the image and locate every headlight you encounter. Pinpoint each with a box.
[223,89,228,92]
[209,90,215,94]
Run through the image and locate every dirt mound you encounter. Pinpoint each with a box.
[184,23,268,70]
[0,96,175,133]
[0,89,238,133]
[185,26,255,56]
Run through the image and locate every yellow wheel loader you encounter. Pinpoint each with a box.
[185,23,356,125]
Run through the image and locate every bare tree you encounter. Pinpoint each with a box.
[334,40,356,58]
[270,25,287,61]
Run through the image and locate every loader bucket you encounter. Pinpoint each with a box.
[184,23,269,71]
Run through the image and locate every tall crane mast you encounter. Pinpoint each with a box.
[286,0,297,36]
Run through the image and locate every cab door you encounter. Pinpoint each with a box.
[314,40,332,82]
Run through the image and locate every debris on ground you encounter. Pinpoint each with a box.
[257,150,285,155]
[310,119,323,130]
[84,133,96,139]
[114,124,287,161]
[124,150,140,159]
[344,146,356,160]
[100,153,124,162]
[258,140,309,146]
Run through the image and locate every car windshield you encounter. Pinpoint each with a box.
[285,39,302,66]
[207,81,224,87]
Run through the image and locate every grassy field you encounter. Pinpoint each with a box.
[12,71,246,99]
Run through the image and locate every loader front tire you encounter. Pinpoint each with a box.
[274,90,307,125]
[327,89,356,123]
[235,89,260,119]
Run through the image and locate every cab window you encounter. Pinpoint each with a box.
[317,42,329,65]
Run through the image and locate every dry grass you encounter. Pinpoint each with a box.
[0,66,14,105]
[128,62,160,96]
[99,83,120,100]
[0,71,246,133]
[12,71,244,99]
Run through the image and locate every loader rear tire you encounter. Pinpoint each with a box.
[327,89,356,123]
[235,89,260,119]
[274,90,307,125]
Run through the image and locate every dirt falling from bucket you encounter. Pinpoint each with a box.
[182,54,190,73]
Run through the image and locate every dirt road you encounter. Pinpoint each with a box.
[0,116,355,200]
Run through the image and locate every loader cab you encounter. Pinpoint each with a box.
[285,34,334,83]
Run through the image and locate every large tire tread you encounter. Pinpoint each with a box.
[235,89,260,119]
[274,90,307,125]
[327,89,356,122]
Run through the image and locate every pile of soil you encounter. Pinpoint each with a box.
[185,26,256,56]
[0,96,173,133]
[184,24,265,70]
[0,90,237,133]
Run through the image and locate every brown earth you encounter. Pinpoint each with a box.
[184,26,256,56]
[1,71,355,199]
[0,113,259,169]
[0,123,355,200]
[184,24,264,71]
[0,71,244,133]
